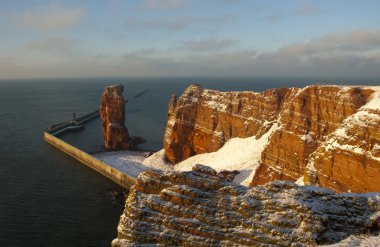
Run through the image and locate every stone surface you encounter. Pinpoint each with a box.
[163,84,380,192]
[112,166,380,246]
[304,90,380,192]
[164,84,290,163]
[100,85,130,150]
[251,86,374,189]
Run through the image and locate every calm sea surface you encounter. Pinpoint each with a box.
[0,77,378,246]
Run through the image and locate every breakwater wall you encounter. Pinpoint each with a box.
[44,132,136,189]
[47,110,100,136]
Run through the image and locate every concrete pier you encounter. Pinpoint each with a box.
[44,132,136,189]
[47,110,99,136]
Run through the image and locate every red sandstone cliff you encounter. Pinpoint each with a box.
[304,89,380,192]
[164,84,290,163]
[100,85,130,150]
[163,84,380,193]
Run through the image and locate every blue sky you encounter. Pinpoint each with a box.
[1,0,380,78]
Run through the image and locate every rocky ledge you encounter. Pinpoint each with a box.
[112,165,380,246]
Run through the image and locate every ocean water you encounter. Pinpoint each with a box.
[0,77,378,246]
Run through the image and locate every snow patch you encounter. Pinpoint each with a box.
[95,124,278,186]
[295,176,305,186]
[175,124,277,185]
[317,86,380,161]
[363,87,380,111]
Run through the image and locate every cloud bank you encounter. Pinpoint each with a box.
[1,28,380,79]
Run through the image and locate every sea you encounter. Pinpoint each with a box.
[0,77,379,246]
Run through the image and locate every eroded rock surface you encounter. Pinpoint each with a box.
[112,165,380,246]
[100,85,130,150]
[164,84,290,163]
[164,84,380,192]
[251,86,374,187]
[304,90,380,192]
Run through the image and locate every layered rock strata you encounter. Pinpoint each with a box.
[251,86,374,188]
[304,90,380,192]
[112,165,380,246]
[164,84,290,163]
[100,85,130,150]
[164,84,380,192]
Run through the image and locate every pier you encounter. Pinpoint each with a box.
[44,109,136,190]
[44,132,136,189]
[47,110,100,136]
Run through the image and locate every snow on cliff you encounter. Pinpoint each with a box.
[166,123,278,185]
[95,85,380,189]
[95,123,277,186]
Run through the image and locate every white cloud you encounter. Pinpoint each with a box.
[2,29,380,79]
[258,29,380,64]
[14,3,85,31]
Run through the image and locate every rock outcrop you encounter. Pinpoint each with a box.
[163,84,380,193]
[112,165,380,246]
[304,90,380,192]
[100,85,130,150]
[164,84,290,163]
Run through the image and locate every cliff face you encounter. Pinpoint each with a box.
[100,85,130,150]
[251,86,373,186]
[164,84,380,193]
[304,90,380,192]
[164,84,290,163]
[112,165,380,246]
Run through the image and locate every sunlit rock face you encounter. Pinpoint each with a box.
[304,88,380,193]
[251,86,376,193]
[112,165,380,246]
[163,84,380,193]
[164,84,290,163]
[100,85,130,150]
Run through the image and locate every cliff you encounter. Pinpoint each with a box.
[163,84,380,193]
[112,165,380,246]
[100,85,130,150]
[304,89,380,192]
[164,84,289,163]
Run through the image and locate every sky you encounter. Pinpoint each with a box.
[0,0,380,79]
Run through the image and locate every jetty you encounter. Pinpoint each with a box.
[47,110,99,136]
[44,109,136,190]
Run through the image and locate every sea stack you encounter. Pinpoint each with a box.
[100,85,130,150]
